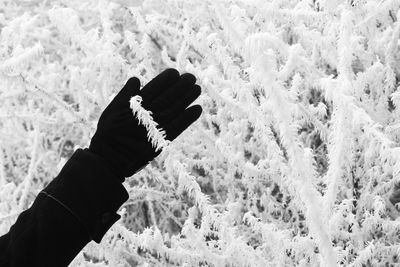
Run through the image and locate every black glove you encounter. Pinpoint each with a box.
[89,68,202,182]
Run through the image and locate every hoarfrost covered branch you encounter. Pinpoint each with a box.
[1,0,400,266]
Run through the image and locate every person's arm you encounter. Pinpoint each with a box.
[0,68,202,267]
[0,148,128,267]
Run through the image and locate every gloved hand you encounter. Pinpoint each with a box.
[89,68,202,182]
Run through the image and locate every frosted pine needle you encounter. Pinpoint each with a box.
[129,95,171,152]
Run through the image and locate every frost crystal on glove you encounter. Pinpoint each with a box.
[129,95,171,152]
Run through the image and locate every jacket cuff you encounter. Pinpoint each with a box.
[41,148,129,243]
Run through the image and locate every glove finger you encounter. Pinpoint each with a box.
[169,84,201,119]
[151,73,196,112]
[139,68,180,104]
[101,77,141,120]
[164,105,202,141]
[153,84,201,124]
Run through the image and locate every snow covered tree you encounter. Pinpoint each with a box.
[1,0,400,266]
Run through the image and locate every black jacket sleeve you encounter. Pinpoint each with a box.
[0,148,129,267]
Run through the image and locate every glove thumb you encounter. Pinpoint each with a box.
[101,77,141,116]
[116,77,141,102]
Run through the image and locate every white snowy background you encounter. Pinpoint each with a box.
[1,0,400,266]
